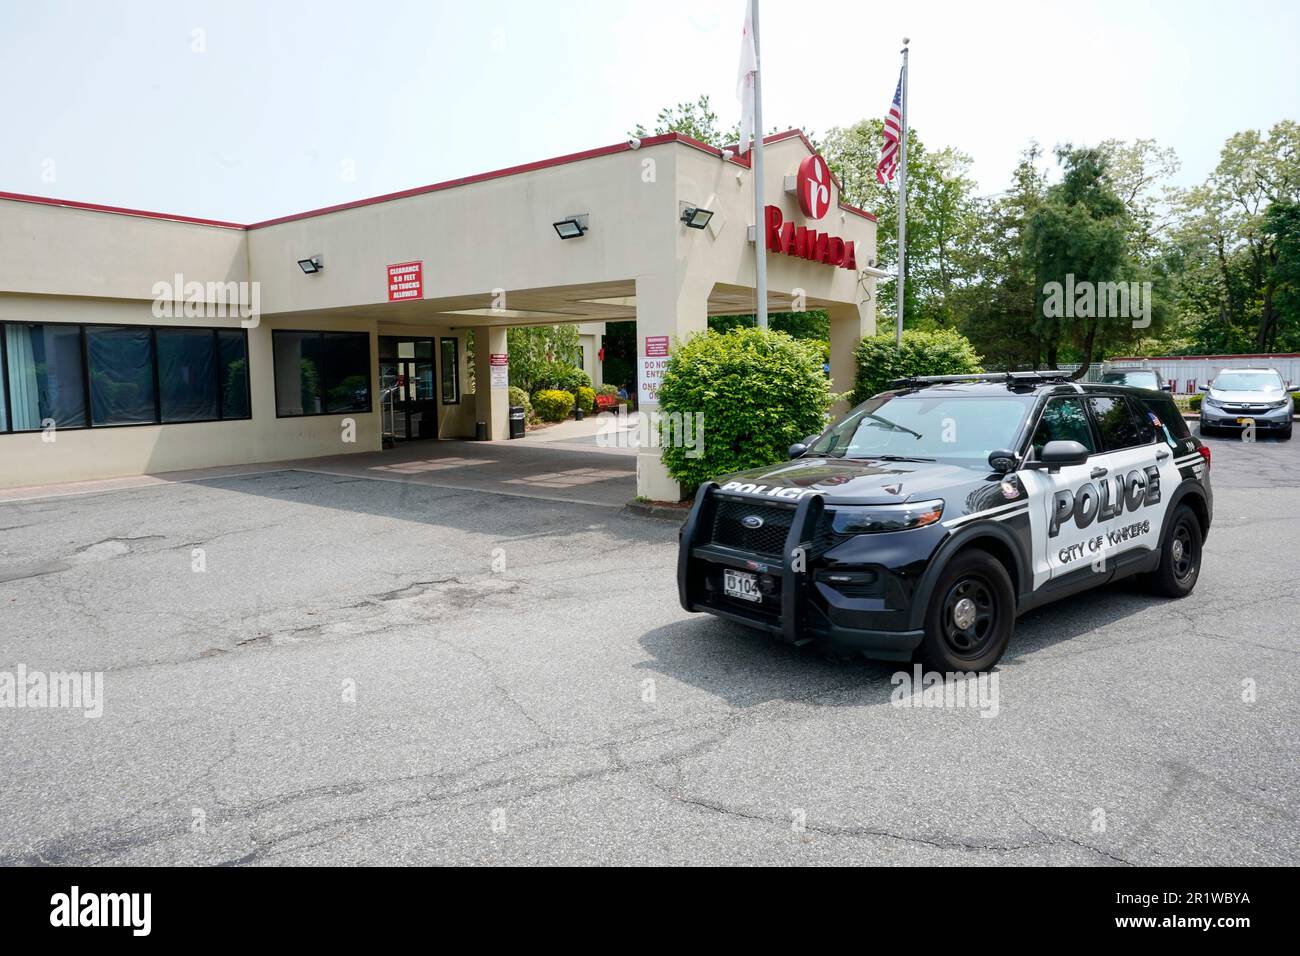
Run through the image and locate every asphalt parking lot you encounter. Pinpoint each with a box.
[1,428,1297,866]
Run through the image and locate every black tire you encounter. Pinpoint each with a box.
[1198,420,1214,438]
[918,549,1015,673]
[1148,505,1203,598]
[1282,421,1293,441]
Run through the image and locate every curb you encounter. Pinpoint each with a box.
[623,500,691,522]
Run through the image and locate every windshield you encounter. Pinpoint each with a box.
[1102,371,1158,389]
[1212,371,1284,392]
[810,393,1033,462]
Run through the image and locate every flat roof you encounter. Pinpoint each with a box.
[0,130,877,233]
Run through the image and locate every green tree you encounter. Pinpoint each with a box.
[1025,146,1143,375]
[821,120,982,328]
[506,325,581,393]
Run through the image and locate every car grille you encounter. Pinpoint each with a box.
[1221,404,1272,414]
[709,500,794,556]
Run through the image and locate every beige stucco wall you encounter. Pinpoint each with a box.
[0,135,877,495]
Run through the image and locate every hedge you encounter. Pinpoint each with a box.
[656,327,831,493]
[533,389,574,422]
[575,386,595,414]
[851,329,983,406]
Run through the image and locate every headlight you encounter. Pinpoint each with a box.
[829,499,944,534]
[1267,398,1291,409]
[1202,396,1222,408]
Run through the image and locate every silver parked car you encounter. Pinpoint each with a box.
[1199,368,1294,440]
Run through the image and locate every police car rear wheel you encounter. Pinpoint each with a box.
[920,550,1014,673]
[1149,505,1202,597]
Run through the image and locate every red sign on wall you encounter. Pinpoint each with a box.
[796,154,831,220]
[387,261,423,302]
[645,335,670,357]
[764,206,856,270]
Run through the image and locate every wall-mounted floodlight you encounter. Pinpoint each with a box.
[297,255,324,274]
[552,215,589,240]
[680,207,714,230]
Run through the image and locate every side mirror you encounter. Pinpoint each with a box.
[1161,383,1172,391]
[1024,439,1089,473]
[1199,384,1210,392]
[789,435,818,460]
[987,449,1017,473]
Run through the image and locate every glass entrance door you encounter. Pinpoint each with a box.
[378,338,438,441]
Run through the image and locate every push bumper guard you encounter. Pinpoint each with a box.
[677,484,923,659]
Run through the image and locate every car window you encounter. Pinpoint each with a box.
[1030,397,1095,457]
[1086,395,1147,451]
[1123,396,1157,444]
[1212,371,1284,391]
[1134,394,1190,445]
[810,394,1034,461]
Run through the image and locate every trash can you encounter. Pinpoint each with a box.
[475,421,488,441]
[508,406,526,439]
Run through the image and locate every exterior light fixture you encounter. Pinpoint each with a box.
[297,255,324,274]
[680,206,714,230]
[552,215,588,240]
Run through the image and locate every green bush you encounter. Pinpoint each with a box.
[851,329,983,406]
[596,383,620,397]
[1188,393,1203,411]
[576,386,595,414]
[657,327,831,493]
[508,386,534,422]
[532,362,590,395]
[533,389,574,422]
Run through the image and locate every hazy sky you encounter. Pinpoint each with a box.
[1,0,1296,222]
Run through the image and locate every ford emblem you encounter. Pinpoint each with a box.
[741,515,764,529]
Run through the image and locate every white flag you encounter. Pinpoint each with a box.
[735,2,756,154]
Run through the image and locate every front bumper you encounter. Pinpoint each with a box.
[1201,406,1293,430]
[676,485,927,661]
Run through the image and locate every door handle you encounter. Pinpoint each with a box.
[1155,449,1170,462]
[1090,466,1108,479]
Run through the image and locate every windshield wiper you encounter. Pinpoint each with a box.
[867,454,936,463]
[862,413,923,440]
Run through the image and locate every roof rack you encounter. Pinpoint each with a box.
[889,370,1074,389]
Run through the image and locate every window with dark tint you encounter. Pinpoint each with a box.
[323,333,371,413]
[1030,397,1095,457]
[273,330,371,417]
[1086,395,1146,451]
[1134,393,1190,445]
[218,331,251,420]
[87,326,156,425]
[157,329,217,422]
[440,337,459,404]
[5,323,87,430]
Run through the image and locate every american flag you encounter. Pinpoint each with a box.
[876,71,903,184]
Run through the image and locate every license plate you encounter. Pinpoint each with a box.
[723,569,762,603]
[1236,417,1253,425]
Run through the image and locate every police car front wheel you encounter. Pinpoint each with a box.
[919,550,1015,673]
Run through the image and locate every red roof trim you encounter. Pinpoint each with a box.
[0,130,877,230]
[1109,353,1300,362]
[0,190,245,230]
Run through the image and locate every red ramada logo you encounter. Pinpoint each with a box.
[796,154,831,219]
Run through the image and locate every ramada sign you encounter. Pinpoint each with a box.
[764,205,857,271]
[764,152,856,270]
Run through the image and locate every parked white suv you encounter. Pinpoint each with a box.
[1199,368,1294,440]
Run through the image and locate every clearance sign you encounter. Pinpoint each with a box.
[387,261,423,302]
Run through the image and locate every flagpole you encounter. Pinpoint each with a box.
[751,0,768,329]
[896,37,909,346]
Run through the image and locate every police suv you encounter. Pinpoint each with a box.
[677,372,1212,672]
